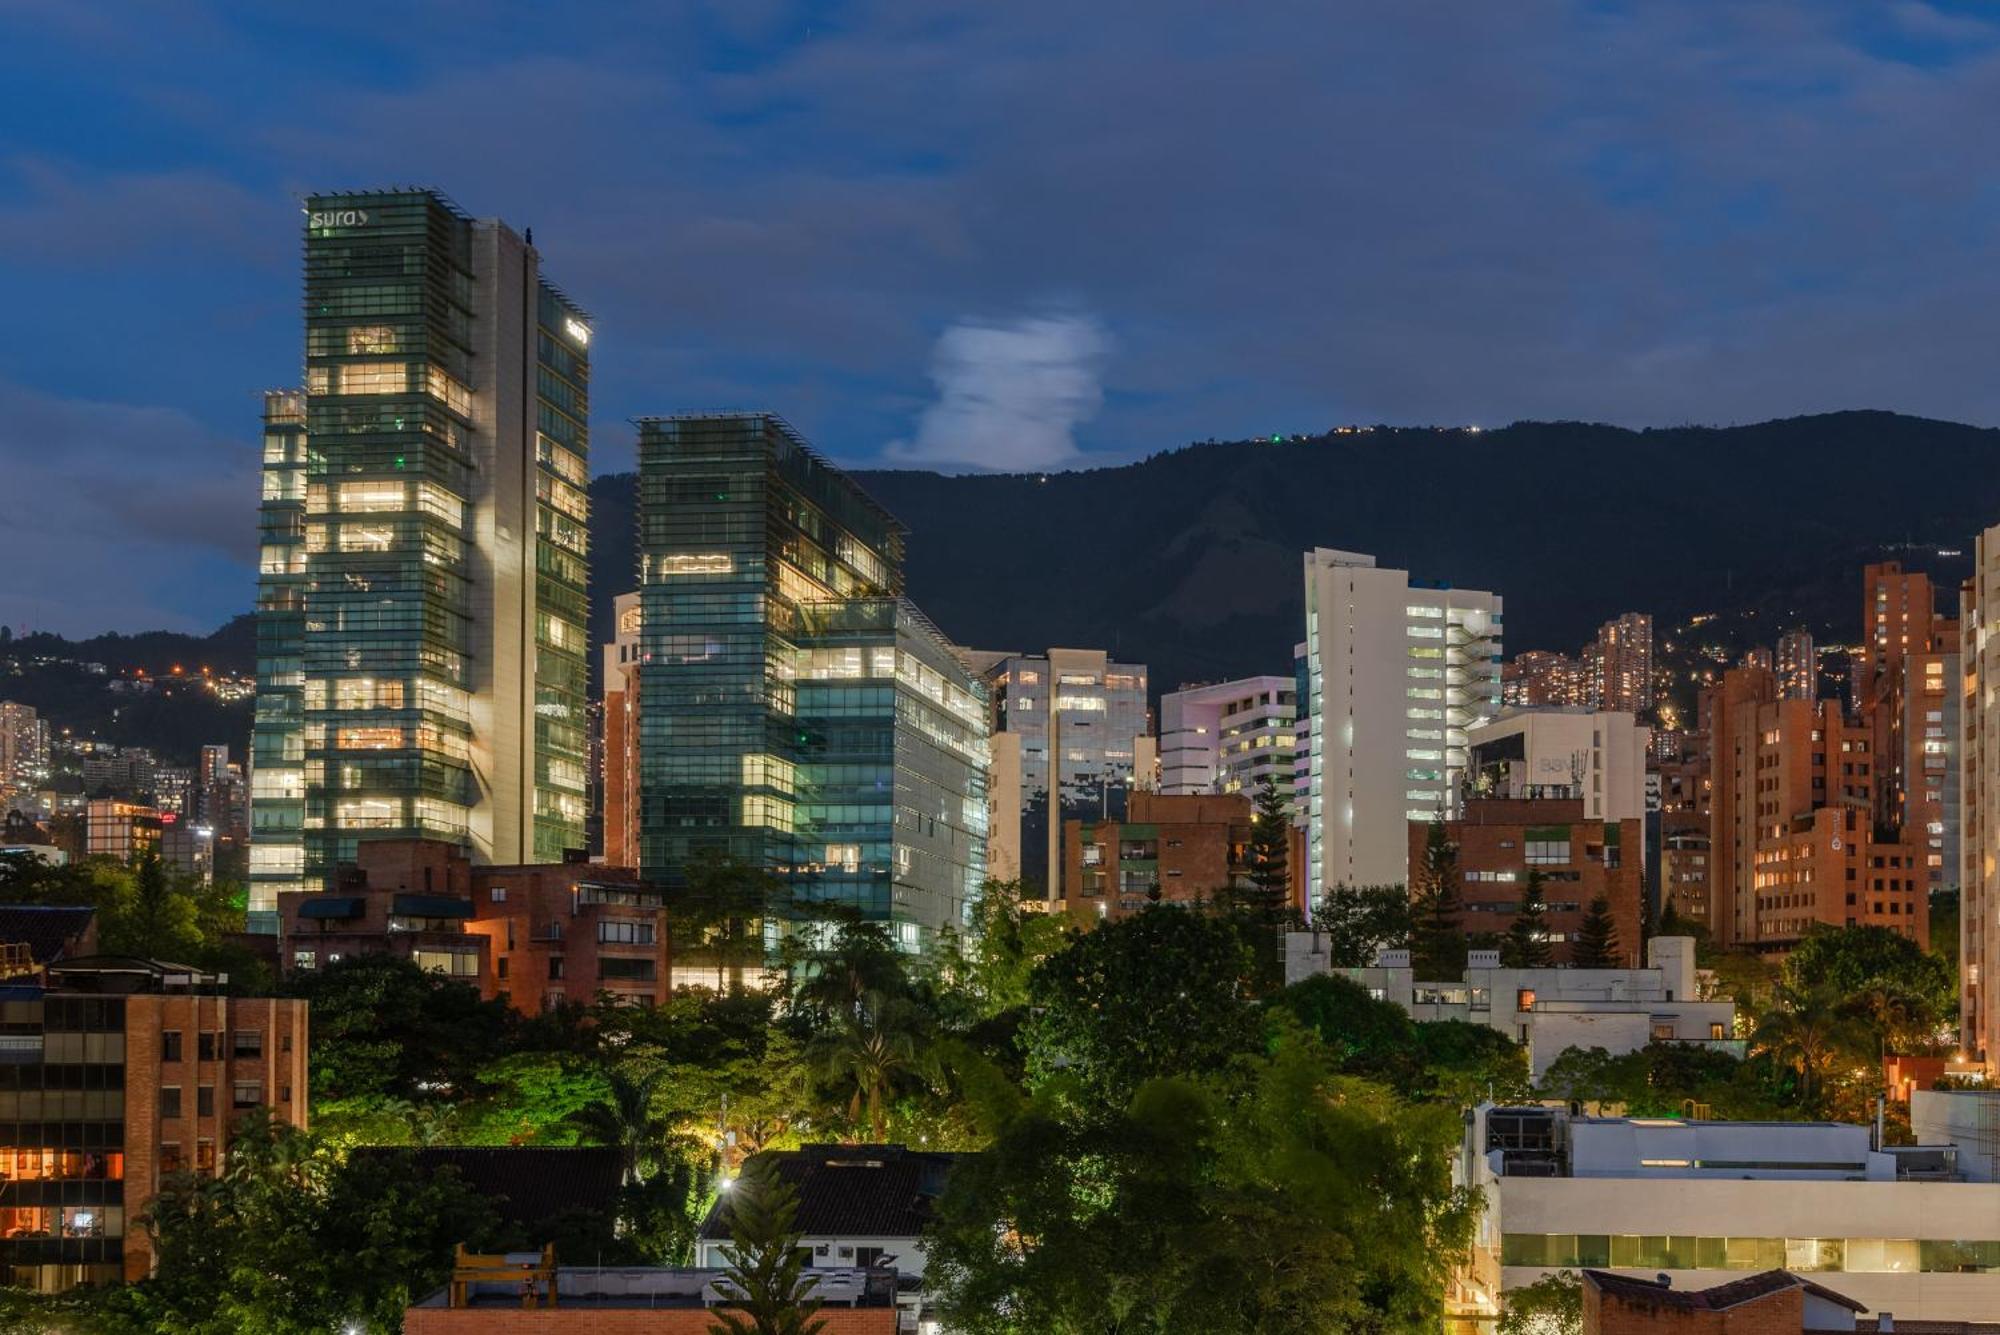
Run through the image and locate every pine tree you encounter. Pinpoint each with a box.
[1408,818,1465,978]
[710,1158,828,1335]
[1571,896,1621,968]
[1245,776,1293,917]
[1500,870,1553,969]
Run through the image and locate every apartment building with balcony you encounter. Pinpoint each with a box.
[1299,548,1501,899]
[0,957,308,1291]
[277,838,667,1013]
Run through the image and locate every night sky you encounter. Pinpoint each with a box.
[6,2,2000,635]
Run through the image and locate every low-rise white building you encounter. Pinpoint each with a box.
[1468,705,1651,823]
[1461,1103,2000,1324]
[1286,933,1737,1078]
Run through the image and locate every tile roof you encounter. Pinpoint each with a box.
[1584,1269,1867,1313]
[352,1147,624,1231]
[699,1144,965,1242]
[0,905,95,964]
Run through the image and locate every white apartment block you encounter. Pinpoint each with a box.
[1462,1102,2000,1324]
[1285,934,1734,1079]
[1158,676,1297,798]
[1301,548,1501,898]
[1467,706,1651,823]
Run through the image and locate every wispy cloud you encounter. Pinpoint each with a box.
[886,313,1109,471]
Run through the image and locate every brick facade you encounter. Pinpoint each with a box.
[405,1305,897,1333]
[121,992,310,1280]
[1416,797,1644,967]
[1064,791,1254,919]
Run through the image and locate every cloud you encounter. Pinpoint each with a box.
[0,380,255,636]
[885,314,1109,471]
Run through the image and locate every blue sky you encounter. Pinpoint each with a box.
[6,1,2000,633]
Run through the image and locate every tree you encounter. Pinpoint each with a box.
[679,850,782,997]
[1569,897,1620,968]
[1784,924,1954,1023]
[1309,883,1412,967]
[1500,1270,1582,1335]
[932,879,1071,1020]
[926,1032,1479,1334]
[808,989,933,1142]
[1752,984,1871,1109]
[709,1157,827,1335]
[106,1110,497,1332]
[1501,871,1554,969]
[1022,905,1254,1108]
[1409,818,1465,978]
[1239,776,1295,988]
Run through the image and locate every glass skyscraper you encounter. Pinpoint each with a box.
[250,189,591,926]
[636,414,988,949]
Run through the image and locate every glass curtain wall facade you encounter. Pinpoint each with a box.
[637,413,987,947]
[981,650,1149,896]
[250,392,310,926]
[0,994,127,1293]
[249,190,590,920]
[794,599,989,943]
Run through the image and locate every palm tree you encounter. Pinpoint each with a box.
[808,991,931,1142]
[1844,984,1940,1065]
[576,1063,672,1186]
[1752,985,1870,1109]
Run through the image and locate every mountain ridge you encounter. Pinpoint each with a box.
[589,409,1996,695]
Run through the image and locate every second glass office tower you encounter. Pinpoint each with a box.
[637,414,988,949]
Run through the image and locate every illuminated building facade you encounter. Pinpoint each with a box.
[0,958,308,1292]
[1776,627,1816,700]
[251,190,592,927]
[977,648,1150,897]
[600,592,643,868]
[1301,547,1502,899]
[1963,534,2000,1068]
[1592,612,1655,715]
[1158,676,1297,800]
[1705,665,1925,953]
[636,414,988,949]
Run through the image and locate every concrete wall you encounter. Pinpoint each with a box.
[1500,1175,2000,1321]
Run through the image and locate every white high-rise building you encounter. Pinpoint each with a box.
[1301,548,1501,900]
[1159,676,1297,798]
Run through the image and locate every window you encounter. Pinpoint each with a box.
[599,957,657,982]
[293,949,317,971]
[1710,1022,1726,1040]
[232,1031,262,1059]
[198,1033,216,1062]
[161,1087,182,1119]
[411,949,479,978]
[1651,1023,1676,1041]
[232,1082,263,1110]
[160,1143,182,1174]
[195,1141,215,1173]
[491,886,507,903]
[197,1087,214,1117]
[549,957,566,980]
[161,1031,182,1063]
[598,920,656,945]
[1516,989,1537,1011]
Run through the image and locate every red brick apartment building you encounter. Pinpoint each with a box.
[1415,797,1644,966]
[1063,791,1307,921]
[0,956,307,1291]
[1706,666,1926,953]
[278,839,669,1012]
